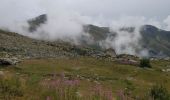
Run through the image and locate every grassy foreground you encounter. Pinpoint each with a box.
[0,57,170,100]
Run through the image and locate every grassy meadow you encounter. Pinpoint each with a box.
[0,57,170,100]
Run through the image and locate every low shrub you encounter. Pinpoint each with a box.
[139,58,151,68]
[149,85,170,100]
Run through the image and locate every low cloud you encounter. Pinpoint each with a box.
[164,15,170,31]
[0,0,170,56]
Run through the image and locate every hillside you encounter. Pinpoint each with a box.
[0,29,111,59]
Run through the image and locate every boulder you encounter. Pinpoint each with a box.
[105,48,116,57]
[0,58,20,66]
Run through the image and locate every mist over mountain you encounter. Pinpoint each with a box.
[140,25,170,57]
[0,13,170,58]
[28,14,47,32]
[0,14,165,58]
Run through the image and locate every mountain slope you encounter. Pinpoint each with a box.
[86,24,170,57]
[140,25,170,57]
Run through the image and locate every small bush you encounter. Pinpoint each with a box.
[0,77,24,99]
[139,58,151,68]
[149,85,170,100]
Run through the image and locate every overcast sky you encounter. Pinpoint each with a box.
[0,0,170,19]
[65,0,170,20]
[0,0,170,28]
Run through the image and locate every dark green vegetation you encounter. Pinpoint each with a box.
[0,57,170,100]
[139,58,151,68]
[149,85,170,100]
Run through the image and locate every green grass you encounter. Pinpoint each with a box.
[0,57,170,99]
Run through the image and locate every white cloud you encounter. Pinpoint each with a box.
[164,16,170,31]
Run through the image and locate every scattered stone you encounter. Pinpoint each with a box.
[94,80,100,84]
[167,69,170,72]
[87,79,90,82]
[162,69,170,72]
[126,77,134,81]
[162,69,166,72]
[96,77,99,80]
[16,72,20,75]
[79,76,85,80]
